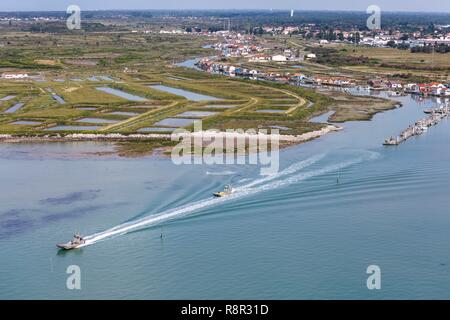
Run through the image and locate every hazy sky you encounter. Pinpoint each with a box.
[0,0,449,12]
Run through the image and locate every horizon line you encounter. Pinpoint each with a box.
[0,9,449,14]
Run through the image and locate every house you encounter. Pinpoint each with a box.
[405,83,420,94]
[249,54,271,62]
[388,81,403,90]
[430,83,446,96]
[271,55,288,62]
[305,53,317,60]
[368,79,385,89]
[291,73,306,81]
[418,84,430,94]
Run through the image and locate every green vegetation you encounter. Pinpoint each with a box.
[0,23,402,156]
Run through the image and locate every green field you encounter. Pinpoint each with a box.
[0,30,400,155]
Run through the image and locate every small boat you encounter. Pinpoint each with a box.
[213,185,233,198]
[383,137,399,146]
[57,233,86,250]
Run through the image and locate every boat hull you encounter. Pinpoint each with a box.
[56,242,84,250]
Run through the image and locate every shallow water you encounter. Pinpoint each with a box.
[96,87,147,102]
[4,103,25,114]
[0,95,16,101]
[309,111,336,123]
[11,121,42,125]
[137,127,177,133]
[150,85,220,101]
[46,125,102,131]
[154,118,197,127]
[203,105,237,109]
[175,58,202,70]
[1,92,450,299]
[256,109,286,113]
[76,118,119,124]
[175,111,218,118]
[108,112,139,117]
[52,95,66,105]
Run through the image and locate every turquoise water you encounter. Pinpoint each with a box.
[1,93,450,299]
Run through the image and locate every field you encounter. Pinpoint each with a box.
[0,29,400,155]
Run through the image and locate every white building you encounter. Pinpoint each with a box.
[2,73,29,79]
[272,55,287,62]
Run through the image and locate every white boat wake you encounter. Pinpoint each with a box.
[81,151,378,247]
[206,170,236,176]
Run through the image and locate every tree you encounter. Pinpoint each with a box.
[387,40,396,48]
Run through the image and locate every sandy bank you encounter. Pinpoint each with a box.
[0,125,342,144]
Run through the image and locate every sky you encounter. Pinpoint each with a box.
[0,0,449,13]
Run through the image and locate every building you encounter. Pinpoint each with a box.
[2,73,28,79]
[271,55,288,62]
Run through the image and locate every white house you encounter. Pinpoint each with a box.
[249,54,270,62]
[271,55,287,62]
[305,53,317,60]
[405,83,420,93]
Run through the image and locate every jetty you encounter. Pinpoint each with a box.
[383,106,449,146]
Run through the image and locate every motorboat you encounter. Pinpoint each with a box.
[57,233,86,250]
[383,137,398,146]
[213,185,233,198]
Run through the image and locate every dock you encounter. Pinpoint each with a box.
[383,106,449,146]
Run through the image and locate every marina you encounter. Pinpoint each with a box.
[384,106,450,146]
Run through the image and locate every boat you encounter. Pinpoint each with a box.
[213,185,233,197]
[56,233,86,250]
[383,137,399,146]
